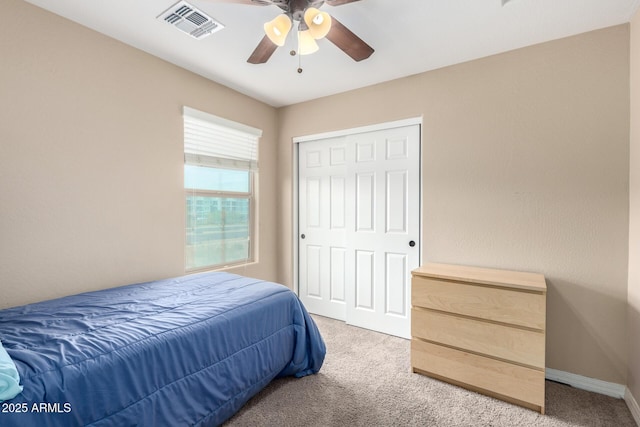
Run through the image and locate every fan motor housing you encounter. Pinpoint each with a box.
[278,0,326,21]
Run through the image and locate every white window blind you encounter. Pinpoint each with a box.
[183,106,262,170]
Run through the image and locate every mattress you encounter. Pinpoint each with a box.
[0,272,325,426]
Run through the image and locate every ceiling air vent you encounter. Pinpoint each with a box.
[158,1,224,40]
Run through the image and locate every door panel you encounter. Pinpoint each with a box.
[299,125,420,338]
[305,245,322,298]
[386,252,407,316]
[330,247,346,302]
[356,141,376,162]
[356,173,375,232]
[306,178,321,228]
[330,177,346,229]
[386,171,407,233]
[355,250,375,310]
[330,146,346,165]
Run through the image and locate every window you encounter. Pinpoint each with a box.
[183,107,261,271]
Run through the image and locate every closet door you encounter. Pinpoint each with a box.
[298,137,348,320]
[344,125,420,338]
[298,125,420,338]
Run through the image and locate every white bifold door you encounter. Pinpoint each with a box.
[298,124,420,339]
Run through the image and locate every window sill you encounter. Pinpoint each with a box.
[186,260,258,275]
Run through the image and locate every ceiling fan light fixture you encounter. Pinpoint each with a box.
[298,29,319,55]
[304,7,332,40]
[264,14,292,47]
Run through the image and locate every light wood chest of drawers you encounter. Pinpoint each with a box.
[411,263,547,414]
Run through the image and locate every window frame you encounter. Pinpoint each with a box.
[183,106,261,272]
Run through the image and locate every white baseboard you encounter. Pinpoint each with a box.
[546,368,640,424]
[625,387,640,426]
[545,368,626,398]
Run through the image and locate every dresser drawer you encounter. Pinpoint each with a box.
[411,308,545,369]
[411,339,545,412]
[412,276,545,330]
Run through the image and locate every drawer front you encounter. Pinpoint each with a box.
[411,308,545,369]
[412,276,545,330]
[411,339,545,410]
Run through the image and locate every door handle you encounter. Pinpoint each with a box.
[301,234,306,239]
[409,240,415,247]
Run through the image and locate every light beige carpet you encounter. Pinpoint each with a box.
[225,315,637,426]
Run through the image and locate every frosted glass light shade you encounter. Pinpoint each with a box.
[264,14,292,46]
[304,7,332,39]
[298,30,319,55]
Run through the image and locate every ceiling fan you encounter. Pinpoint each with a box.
[207,0,374,65]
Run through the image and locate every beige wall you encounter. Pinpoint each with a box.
[629,8,640,406]
[277,25,631,384]
[0,0,279,309]
[1,0,634,389]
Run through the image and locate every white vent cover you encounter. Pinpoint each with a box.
[158,1,224,39]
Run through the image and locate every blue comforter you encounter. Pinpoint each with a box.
[0,272,326,426]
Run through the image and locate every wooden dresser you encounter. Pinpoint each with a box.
[411,263,547,414]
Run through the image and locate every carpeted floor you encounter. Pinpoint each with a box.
[225,315,637,426]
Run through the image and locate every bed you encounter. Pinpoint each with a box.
[0,272,326,426]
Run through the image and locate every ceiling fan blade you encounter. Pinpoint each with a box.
[325,0,363,6]
[247,35,278,64]
[325,17,374,62]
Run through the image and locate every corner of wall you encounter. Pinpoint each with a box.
[273,106,292,287]
[626,387,640,426]
[628,5,640,421]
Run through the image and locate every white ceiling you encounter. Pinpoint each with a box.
[24,0,640,107]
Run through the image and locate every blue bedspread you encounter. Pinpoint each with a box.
[0,272,326,426]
